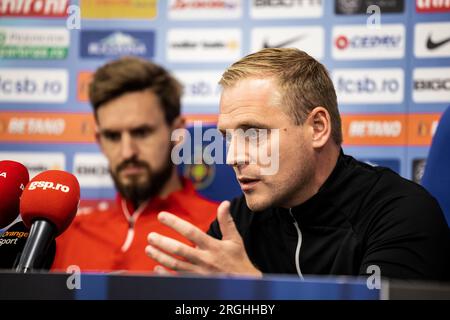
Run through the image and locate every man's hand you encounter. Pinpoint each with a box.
[145,201,262,277]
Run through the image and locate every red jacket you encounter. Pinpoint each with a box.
[51,179,218,273]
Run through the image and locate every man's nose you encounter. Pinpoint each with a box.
[226,134,248,167]
[120,133,138,160]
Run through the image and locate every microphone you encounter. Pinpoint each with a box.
[0,220,56,270]
[0,160,29,229]
[0,161,34,270]
[16,170,80,273]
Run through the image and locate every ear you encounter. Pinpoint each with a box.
[170,116,186,147]
[171,116,185,130]
[307,107,331,149]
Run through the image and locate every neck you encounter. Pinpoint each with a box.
[284,144,340,208]
[157,167,183,199]
[132,167,183,208]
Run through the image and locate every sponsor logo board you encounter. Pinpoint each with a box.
[332,24,405,60]
[407,113,441,146]
[81,0,157,19]
[0,112,214,142]
[80,30,155,59]
[251,26,324,60]
[73,153,113,188]
[0,68,68,103]
[1,110,434,147]
[0,0,68,17]
[415,22,450,58]
[168,0,242,19]
[335,0,404,14]
[342,114,407,146]
[167,28,241,62]
[342,113,439,146]
[413,68,450,103]
[250,0,323,19]
[0,152,65,178]
[174,70,223,106]
[0,26,69,59]
[416,0,450,13]
[0,112,96,143]
[333,68,404,104]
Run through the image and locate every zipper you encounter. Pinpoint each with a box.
[289,208,304,280]
[120,199,148,252]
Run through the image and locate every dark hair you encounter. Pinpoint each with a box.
[89,56,182,124]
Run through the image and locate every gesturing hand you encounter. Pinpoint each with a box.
[145,200,262,277]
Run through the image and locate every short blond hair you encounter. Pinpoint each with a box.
[220,48,342,145]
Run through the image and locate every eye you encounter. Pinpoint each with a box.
[131,127,152,139]
[245,128,259,140]
[101,131,121,142]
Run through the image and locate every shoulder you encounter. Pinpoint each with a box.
[362,167,443,220]
[69,200,117,227]
[335,155,447,235]
[338,155,440,218]
[353,167,449,249]
[56,200,118,248]
[343,159,450,280]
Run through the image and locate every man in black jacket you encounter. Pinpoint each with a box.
[145,48,450,281]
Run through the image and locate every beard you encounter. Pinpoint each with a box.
[111,149,174,205]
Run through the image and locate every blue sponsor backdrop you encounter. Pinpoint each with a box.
[79,30,156,59]
[0,0,449,202]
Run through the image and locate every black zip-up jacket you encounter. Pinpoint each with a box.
[208,153,450,281]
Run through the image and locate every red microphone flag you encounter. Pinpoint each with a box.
[20,170,80,236]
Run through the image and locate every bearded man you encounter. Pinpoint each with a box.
[52,57,218,272]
